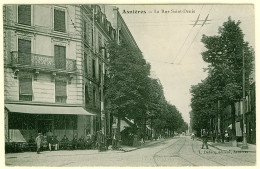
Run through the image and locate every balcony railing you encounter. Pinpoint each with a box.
[11,51,76,72]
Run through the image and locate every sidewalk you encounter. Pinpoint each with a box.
[208,141,256,152]
[119,138,169,152]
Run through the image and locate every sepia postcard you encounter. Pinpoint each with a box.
[1,0,258,167]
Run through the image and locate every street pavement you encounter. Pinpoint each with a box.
[5,136,256,167]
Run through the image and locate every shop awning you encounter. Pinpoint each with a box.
[5,104,95,116]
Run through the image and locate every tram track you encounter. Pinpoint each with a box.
[191,142,225,166]
[153,137,196,166]
[207,145,255,164]
[192,142,255,166]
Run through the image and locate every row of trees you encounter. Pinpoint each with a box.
[105,41,187,139]
[190,17,254,139]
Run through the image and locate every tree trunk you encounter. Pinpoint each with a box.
[117,116,121,139]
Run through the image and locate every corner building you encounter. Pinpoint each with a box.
[3,5,96,143]
[4,4,139,146]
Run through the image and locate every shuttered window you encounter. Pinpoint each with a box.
[84,53,88,75]
[18,5,31,26]
[98,35,102,53]
[18,39,31,65]
[99,64,102,82]
[83,20,87,41]
[19,77,32,101]
[85,85,90,105]
[55,80,67,103]
[93,88,96,107]
[54,45,66,69]
[55,81,67,96]
[54,8,66,32]
[92,59,96,79]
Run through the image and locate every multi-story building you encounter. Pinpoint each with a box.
[80,5,116,136]
[3,4,97,143]
[4,4,140,146]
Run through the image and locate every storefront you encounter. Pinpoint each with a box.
[5,103,95,143]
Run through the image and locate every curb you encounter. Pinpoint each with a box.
[119,139,169,152]
[208,142,256,153]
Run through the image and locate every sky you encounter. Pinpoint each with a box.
[116,4,255,123]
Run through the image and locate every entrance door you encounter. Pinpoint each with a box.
[37,120,53,135]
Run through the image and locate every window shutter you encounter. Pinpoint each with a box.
[54,45,66,69]
[18,5,31,26]
[59,46,66,68]
[54,45,60,69]
[18,39,31,53]
[92,59,96,78]
[83,20,87,40]
[85,85,89,104]
[19,78,32,95]
[54,9,66,32]
[84,53,88,74]
[18,39,31,65]
[55,81,67,96]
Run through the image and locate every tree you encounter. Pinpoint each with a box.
[105,41,151,131]
[190,17,254,140]
[106,41,188,141]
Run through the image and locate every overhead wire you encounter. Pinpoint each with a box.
[177,6,214,64]
[172,5,204,64]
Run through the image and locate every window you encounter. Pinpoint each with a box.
[55,80,67,103]
[54,8,66,32]
[93,88,96,107]
[99,64,102,82]
[85,85,90,105]
[83,20,87,41]
[98,35,102,53]
[91,28,94,47]
[19,76,33,101]
[84,53,88,75]
[54,45,66,69]
[104,41,107,58]
[92,59,96,79]
[18,5,31,26]
[18,39,31,65]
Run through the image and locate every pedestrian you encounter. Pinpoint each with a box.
[201,129,208,149]
[49,136,54,151]
[112,131,118,150]
[72,135,78,150]
[191,133,195,140]
[36,133,42,154]
[61,135,69,150]
[224,131,229,142]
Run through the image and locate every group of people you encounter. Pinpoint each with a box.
[32,133,95,154]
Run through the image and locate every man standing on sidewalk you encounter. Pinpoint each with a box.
[36,133,42,154]
[201,129,208,149]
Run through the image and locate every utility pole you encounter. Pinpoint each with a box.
[217,100,220,134]
[242,48,248,149]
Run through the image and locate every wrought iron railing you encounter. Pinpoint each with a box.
[11,51,76,72]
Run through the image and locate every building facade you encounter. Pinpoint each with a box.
[3,4,95,143]
[4,4,140,146]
